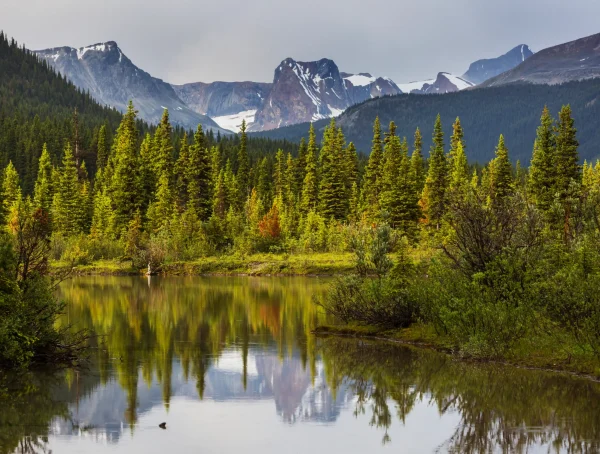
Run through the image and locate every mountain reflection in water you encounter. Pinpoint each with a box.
[1,276,599,454]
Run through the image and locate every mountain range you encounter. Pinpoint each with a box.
[33,40,535,134]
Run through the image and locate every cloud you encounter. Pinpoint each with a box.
[3,0,600,85]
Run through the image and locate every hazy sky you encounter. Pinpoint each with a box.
[3,0,600,85]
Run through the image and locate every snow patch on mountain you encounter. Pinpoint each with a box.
[397,78,436,93]
[213,109,257,133]
[344,74,376,87]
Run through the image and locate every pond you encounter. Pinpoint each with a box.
[1,276,600,453]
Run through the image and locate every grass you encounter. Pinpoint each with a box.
[314,323,600,379]
[51,252,357,276]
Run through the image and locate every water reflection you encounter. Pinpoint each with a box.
[1,276,599,453]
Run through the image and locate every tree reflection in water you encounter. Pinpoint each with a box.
[319,337,600,453]
[2,277,600,453]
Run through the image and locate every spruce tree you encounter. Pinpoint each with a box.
[295,137,308,194]
[527,107,556,211]
[1,161,21,225]
[410,128,426,195]
[236,120,249,208]
[421,114,448,229]
[449,117,465,163]
[175,133,190,209]
[362,117,384,220]
[187,125,212,221]
[554,105,580,197]
[33,144,53,215]
[318,120,346,220]
[109,101,140,234]
[96,124,108,170]
[489,135,513,206]
[212,169,227,219]
[257,157,272,213]
[448,142,469,195]
[153,109,174,179]
[52,144,81,236]
[301,124,319,214]
[147,171,174,233]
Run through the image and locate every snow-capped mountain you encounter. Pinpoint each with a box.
[396,45,533,94]
[35,42,230,134]
[462,44,534,84]
[480,32,600,87]
[250,58,400,131]
[171,81,272,132]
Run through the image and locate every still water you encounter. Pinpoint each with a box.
[2,276,600,453]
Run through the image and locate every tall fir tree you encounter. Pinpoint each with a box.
[488,135,514,207]
[421,114,448,228]
[52,144,82,236]
[1,161,21,225]
[449,117,465,163]
[527,106,556,212]
[96,124,108,170]
[33,144,53,215]
[362,117,384,220]
[187,125,212,221]
[554,105,580,197]
[236,119,250,209]
[108,101,140,234]
[318,120,347,220]
[410,128,426,195]
[301,124,319,214]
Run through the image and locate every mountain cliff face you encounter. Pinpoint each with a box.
[35,42,229,134]
[411,72,474,94]
[250,58,400,131]
[480,33,600,87]
[462,45,534,84]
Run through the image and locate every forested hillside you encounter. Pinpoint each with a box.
[254,79,600,164]
[0,33,300,195]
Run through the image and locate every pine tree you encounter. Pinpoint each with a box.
[33,144,53,215]
[236,120,249,208]
[273,149,285,200]
[301,124,319,214]
[554,105,580,197]
[256,157,272,213]
[380,135,404,226]
[187,125,212,221]
[527,107,556,212]
[421,114,448,228]
[52,143,82,235]
[96,124,108,170]
[318,120,347,220]
[449,117,465,163]
[410,128,426,195]
[212,169,227,219]
[153,109,174,179]
[345,142,359,192]
[295,137,308,194]
[489,135,514,206]
[137,133,155,213]
[448,142,469,195]
[109,101,140,234]
[90,188,115,239]
[362,117,384,219]
[1,161,21,225]
[147,171,174,233]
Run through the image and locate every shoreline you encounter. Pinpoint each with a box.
[51,253,356,277]
[313,325,600,382]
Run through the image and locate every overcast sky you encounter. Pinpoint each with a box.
[3,0,600,85]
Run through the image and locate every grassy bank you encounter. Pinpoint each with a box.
[51,253,356,276]
[314,324,600,380]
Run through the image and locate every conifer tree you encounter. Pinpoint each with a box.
[187,125,212,221]
[489,135,514,206]
[109,101,140,233]
[318,120,346,220]
[273,149,285,200]
[448,142,469,195]
[52,144,81,235]
[449,117,465,163]
[301,124,319,214]
[527,107,556,212]
[137,133,155,213]
[362,117,384,219]
[96,124,108,170]
[33,144,53,215]
[421,114,448,228]
[91,188,114,239]
[345,142,359,191]
[153,109,174,179]
[1,161,21,225]
[236,120,249,208]
[554,105,580,197]
[257,157,272,213]
[295,137,308,194]
[410,128,426,195]
[223,160,237,211]
[147,171,174,233]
